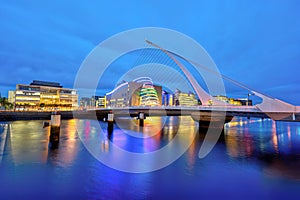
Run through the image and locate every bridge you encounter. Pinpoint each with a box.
[76,39,300,126]
[1,38,299,126]
[89,105,299,118]
[143,40,300,123]
[78,105,300,126]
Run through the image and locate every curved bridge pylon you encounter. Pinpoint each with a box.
[145,39,299,121]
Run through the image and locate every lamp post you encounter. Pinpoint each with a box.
[247,93,255,106]
[247,93,250,106]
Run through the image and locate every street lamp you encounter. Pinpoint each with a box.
[247,93,255,106]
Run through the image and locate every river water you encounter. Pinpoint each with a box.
[0,116,300,199]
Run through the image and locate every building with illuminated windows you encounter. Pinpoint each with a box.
[213,95,252,106]
[139,79,161,106]
[106,77,162,107]
[8,91,15,104]
[162,91,174,106]
[79,96,107,109]
[79,97,93,108]
[174,89,199,106]
[12,80,78,111]
[93,96,106,108]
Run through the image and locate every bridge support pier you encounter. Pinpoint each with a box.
[191,112,233,141]
[49,112,61,148]
[138,112,145,127]
[107,113,114,135]
[198,121,227,141]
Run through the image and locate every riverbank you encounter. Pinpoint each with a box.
[0,109,211,121]
[0,110,112,121]
[0,111,74,121]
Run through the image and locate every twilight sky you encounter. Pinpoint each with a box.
[0,1,299,104]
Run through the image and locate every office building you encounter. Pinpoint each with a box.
[162,91,174,106]
[93,96,106,108]
[8,91,15,104]
[106,77,162,107]
[213,95,252,106]
[13,80,78,111]
[79,97,93,108]
[174,89,199,106]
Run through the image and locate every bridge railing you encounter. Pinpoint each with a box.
[90,105,259,112]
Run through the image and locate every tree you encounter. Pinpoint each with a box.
[0,97,13,110]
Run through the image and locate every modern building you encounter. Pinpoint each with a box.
[13,80,78,111]
[8,91,15,104]
[139,79,161,106]
[213,95,252,106]
[106,77,162,107]
[92,96,106,108]
[162,91,174,106]
[236,98,253,106]
[79,96,107,109]
[106,81,140,107]
[174,89,199,106]
[79,97,93,108]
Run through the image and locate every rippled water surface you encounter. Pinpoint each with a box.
[0,117,300,199]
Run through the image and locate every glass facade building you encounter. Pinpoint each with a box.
[106,77,162,107]
[213,95,252,106]
[13,80,78,111]
[174,89,199,106]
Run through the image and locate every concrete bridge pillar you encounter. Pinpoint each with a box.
[49,112,61,147]
[107,112,114,135]
[191,111,233,140]
[138,112,145,127]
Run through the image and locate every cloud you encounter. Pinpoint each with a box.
[0,1,299,105]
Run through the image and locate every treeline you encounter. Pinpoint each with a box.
[0,97,13,110]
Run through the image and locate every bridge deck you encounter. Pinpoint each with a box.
[0,106,299,122]
[89,106,300,122]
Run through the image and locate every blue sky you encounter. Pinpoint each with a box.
[0,0,300,104]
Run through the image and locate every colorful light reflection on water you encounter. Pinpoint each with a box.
[0,117,300,199]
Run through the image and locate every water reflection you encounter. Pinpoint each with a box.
[225,117,300,179]
[224,117,300,157]
[1,117,300,199]
[271,121,279,153]
[9,121,49,165]
[2,118,300,166]
[78,116,196,154]
[0,120,80,167]
[2,117,300,173]
[75,116,199,173]
[47,119,79,167]
[0,124,8,164]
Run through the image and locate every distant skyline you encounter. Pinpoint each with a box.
[1,1,300,104]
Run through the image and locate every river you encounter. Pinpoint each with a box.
[0,116,300,199]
